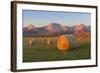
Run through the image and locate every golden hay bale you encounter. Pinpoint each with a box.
[57,35,78,51]
[28,38,34,45]
[46,37,51,45]
[57,35,69,51]
[29,39,32,45]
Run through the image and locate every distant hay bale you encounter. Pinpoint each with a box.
[46,37,51,45]
[28,38,34,45]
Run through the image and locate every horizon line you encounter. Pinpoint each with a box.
[23,22,91,28]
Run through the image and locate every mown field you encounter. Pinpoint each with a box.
[23,34,91,62]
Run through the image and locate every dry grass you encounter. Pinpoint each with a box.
[23,34,91,62]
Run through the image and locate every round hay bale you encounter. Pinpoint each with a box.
[57,35,78,51]
[46,37,51,45]
[28,38,35,45]
[57,35,69,51]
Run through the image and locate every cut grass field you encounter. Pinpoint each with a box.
[23,35,91,62]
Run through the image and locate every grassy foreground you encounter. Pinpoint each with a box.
[23,35,91,62]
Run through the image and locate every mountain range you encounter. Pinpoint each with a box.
[23,23,90,36]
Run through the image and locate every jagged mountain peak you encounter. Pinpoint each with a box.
[45,23,67,33]
[23,24,37,30]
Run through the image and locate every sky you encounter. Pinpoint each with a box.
[23,10,91,27]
